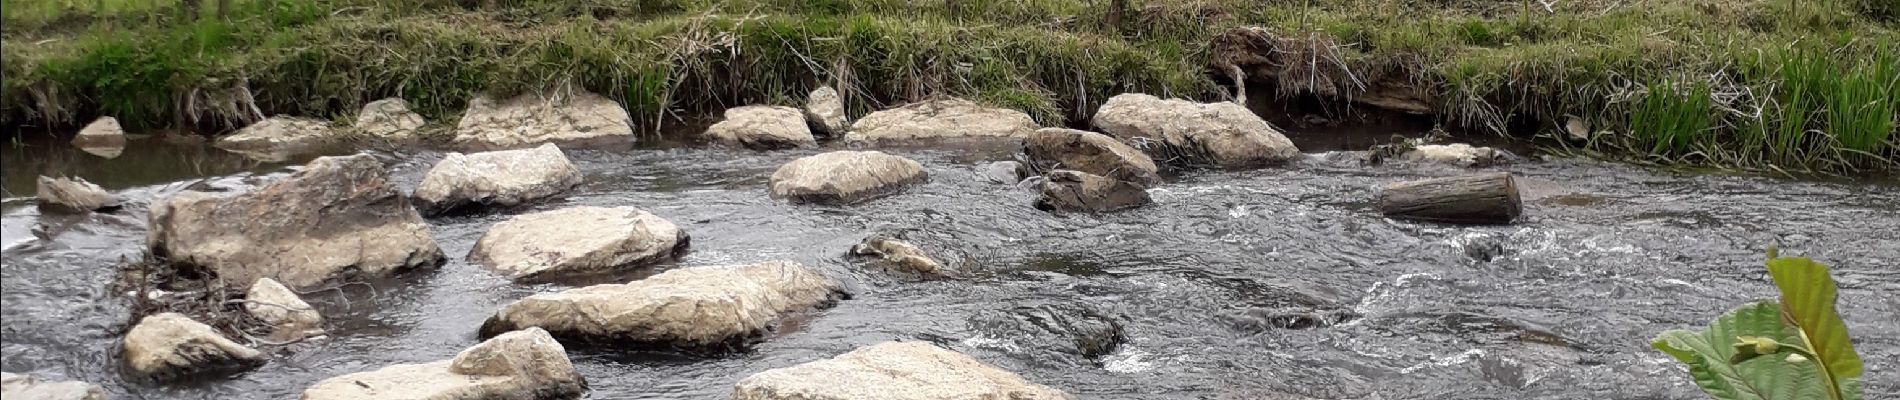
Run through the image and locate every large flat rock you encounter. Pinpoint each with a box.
[1092,93,1299,167]
[149,154,445,289]
[413,144,583,216]
[846,98,1037,142]
[452,90,633,151]
[769,151,927,205]
[731,341,1072,400]
[481,261,841,348]
[300,328,587,400]
[470,206,689,282]
[1025,128,1160,184]
[706,106,817,150]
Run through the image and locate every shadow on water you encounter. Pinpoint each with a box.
[1,122,1898,399]
[0,135,296,200]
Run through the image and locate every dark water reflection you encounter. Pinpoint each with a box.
[2,135,1897,399]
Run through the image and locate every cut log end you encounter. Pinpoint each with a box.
[1378,172,1522,225]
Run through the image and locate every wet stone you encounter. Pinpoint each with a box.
[966,303,1126,363]
[1225,307,1361,332]
[1451,232,1510,262]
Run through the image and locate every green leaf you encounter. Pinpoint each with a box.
[1652,301,1830,400]
[1766,256,1864,399]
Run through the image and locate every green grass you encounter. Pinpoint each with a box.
[1630,80,1715,159]
[1,0,1896,172]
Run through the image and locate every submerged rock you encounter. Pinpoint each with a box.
[1225,307,1360,332]
[148,154,445,289]
[246,278,324,342]
[35,176,115,213]
[1451,231,1509,262]
[978,161,1029,185]
[122,313,265,382]
[0,372,106,400]
[413,144,583,216]
[452,90,634,151]
[301,328,587,400]
[470,206,689,282]
[846,98,1038,142]
[850,235,948,278]
[731,341,1072,400]
[214,116,338,161]
[71,116,127,149]
[481,260,841,348]
[353,98,427,142]
[705,106,817,150]
[967,304,1126,361]
[769,151,927,205]
[805,86,849,137]
[1092,93,1300,167]
[1396,143,1508,167]
[1035,170,1151,213]
[1024,128,1160,185]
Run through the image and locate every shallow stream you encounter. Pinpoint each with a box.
[2,132,1896,399]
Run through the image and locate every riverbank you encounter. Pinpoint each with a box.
[2,0,1896,172]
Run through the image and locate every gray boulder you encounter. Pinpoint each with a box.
[470,206,689,282]
[481,260,841,347]
[353,98,427,142]
[413,144,583,216]
[149,154,445,289]
[246,277,324,342]
[121,313,265,382]
[1092,93,1299,167]
[452,90,633,151]
[1035,170,1151,213]
[846,98,1037,142]
[300,328,587,400]
[851,235,948,278]
[35,176,115,213]
[215,116,339,161]
[769,151,927,205]
[0,373,106,400]
[71,116,127,149]
[705,106,817,149]
[731,341,1072,400]
[1025,128,1160,185]
[805,86,849,137]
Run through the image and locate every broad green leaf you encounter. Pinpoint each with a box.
[1652,301,1829,400]
[1766,256,1863,399]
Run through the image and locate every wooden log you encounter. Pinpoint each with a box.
[1378,172,1521,224]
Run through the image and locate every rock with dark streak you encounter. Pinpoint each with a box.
[1035,170,1151,213]
[122,313,265,382]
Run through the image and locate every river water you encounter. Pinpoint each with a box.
[1,132,1896,399]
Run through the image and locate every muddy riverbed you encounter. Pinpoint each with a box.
[2,133,1896,399]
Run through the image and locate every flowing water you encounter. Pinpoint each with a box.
[2,132,1897,399]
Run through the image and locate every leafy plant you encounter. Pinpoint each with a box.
[1652,251,1865,400]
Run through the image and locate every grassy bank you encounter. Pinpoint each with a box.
[2,0,1896,172]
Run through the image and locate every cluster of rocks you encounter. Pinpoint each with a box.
[739,91,1307,214]
[57,86,1538,399]
[212,98,430,161]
